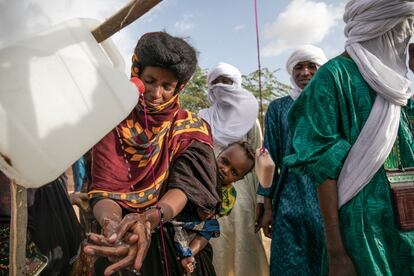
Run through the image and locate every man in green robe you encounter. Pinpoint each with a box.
[284,0,414,275]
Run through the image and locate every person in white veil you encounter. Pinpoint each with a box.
[257,45,327,276]
[284,1,414,275]
[199,62,259,148]
[199,62,269,276]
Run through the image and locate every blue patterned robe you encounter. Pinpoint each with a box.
[258,96,325,276]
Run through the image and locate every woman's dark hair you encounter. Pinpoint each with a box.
[134,32,197,85]
[227,141,255,172]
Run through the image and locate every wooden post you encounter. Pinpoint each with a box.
[92,0,162,43]
[9,180,27,276]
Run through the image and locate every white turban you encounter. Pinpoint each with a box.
[207,62,243,93]
[285,45,327,100]
[337,0,414,208]
[198,62,259,147]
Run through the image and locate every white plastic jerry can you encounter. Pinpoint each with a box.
[0,18,138,188]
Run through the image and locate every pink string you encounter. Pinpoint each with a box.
[254,0,266,153]
[254,0,264,135]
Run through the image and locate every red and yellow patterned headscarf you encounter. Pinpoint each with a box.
[88,54,212,211]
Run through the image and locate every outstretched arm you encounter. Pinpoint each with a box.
[85,188,188,275]
[93,198,123,239]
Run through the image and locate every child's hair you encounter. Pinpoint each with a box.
[227,141,255,172]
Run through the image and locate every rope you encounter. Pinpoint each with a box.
[253,0,264,134]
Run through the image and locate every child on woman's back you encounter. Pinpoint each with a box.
[174,141,255,273]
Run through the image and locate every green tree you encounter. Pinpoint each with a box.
[242,68,291,126]
[180,66,291,115]
[179,66,209,113]
[242,68,291,112]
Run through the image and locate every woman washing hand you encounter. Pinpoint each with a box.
[84,32,221,276]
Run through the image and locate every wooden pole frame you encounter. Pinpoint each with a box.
[92,0,162,43]
[9,180,27,275]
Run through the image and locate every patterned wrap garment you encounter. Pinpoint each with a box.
[88,54,213,211]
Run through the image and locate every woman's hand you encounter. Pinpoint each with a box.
[93,199,123,242]
[105,214,152,275]
[84,213,152,275]
[86,189,187,274]
[101,217,121,241]
[84,238,137,276]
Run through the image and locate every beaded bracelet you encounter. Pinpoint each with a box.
[148,205,165,227]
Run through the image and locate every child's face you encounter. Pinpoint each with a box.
[217,144,253,185]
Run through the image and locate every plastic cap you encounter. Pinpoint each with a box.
[130,77,145,94]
